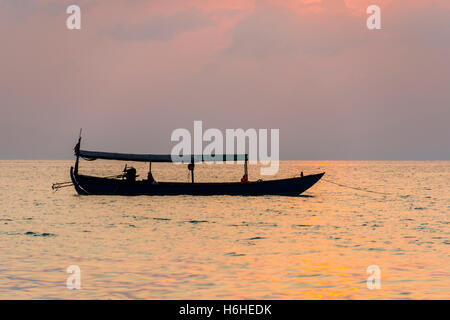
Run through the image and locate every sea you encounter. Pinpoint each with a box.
[0,160,448,299]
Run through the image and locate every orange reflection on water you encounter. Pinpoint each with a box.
[0,160,448,299]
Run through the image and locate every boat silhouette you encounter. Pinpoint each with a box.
[69,133,324,196]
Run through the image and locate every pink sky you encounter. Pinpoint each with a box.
[0,0,449,159]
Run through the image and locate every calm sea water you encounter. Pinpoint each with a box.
[0,160,448,299]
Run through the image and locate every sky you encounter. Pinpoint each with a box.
[0,0,449,160]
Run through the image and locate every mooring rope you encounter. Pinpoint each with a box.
[322,178,392,195]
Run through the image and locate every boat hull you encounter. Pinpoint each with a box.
[70,167,324,196]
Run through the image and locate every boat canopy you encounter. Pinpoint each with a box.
[78,149,248,163]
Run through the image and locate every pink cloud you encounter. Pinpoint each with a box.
[0,0,449,159]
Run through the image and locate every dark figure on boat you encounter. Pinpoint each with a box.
[241,173,250,184]
[147,171,155,183]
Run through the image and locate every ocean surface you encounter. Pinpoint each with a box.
[0,160,448,299]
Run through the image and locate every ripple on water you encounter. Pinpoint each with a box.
[224,252,246,257]
[245,236,266,240]
[184,220,209,224]
[24,232,56,237]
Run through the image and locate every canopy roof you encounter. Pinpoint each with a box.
[78,149,248,163]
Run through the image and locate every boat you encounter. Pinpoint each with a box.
[67,134,324,196]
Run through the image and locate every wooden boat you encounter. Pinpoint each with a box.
[68,134,324,196]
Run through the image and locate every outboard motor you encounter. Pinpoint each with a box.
[124,167,137,183]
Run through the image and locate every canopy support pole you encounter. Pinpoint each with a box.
[188,157,195,183]
[244,159,248,177]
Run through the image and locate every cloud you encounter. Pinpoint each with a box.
[108,8,215,42]
[223,3,366,59]
[0,0,449,159]
[385,0,450,50]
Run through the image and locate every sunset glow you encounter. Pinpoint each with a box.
[0,0,448,159]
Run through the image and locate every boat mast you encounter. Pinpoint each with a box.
[74,129,82,175]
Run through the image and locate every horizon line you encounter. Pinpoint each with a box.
[1,158,449,162]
